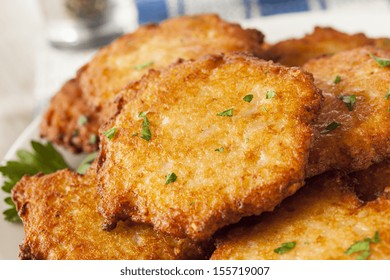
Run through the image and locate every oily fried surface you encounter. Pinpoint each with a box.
[97,53,322,241]
[211,162,390,260]
[304,47,390,177]
[261,27,373,66]
[41,14,265,153]
[12,170,209,260]
[40,79,101,153]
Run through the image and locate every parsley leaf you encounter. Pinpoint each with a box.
[266,90,276,99]
[243,94,253,103]
[0,141,68,222]
[76,152,97,175]
[139,112,151,141]
[345,231,380,260]
[320,121,341,134]
[385,91,390,100]
[334,75,341,84]
[338,95,357,111]
[217,108,233,117]
[274,241,296,254]
[78,115,87,126]
[103,127,117,140]
[215,147,224,152]
[165,172,177,185]
[133,61,154,70]
[370,53,390,67]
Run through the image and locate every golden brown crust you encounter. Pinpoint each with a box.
[40,14,265,153]
[12,170,209,260]
[97,53,322,241]
[262,27,374,66]
[211,162,390,260]
[40,79,101,153]
[305,47,390,177]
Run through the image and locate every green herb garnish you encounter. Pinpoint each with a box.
[243,94,254,103]
[139,112,151,141]
[165,172,177,185]
[0,141,69,222]
[274,241,296,255]
[345,231,381,260]
[89,134,97,144]
[320,121,341,134]
[369,53,390,67]
[215,147,224,152]
[334,75,341,84]
[78,115,87,126]
[133,61,154,70]
[266,90,276,99]
[131,132,139,137]
[103,127,117,140]
[338,95,357,111]
[217,108,233,117]
[262,106,268,112]
[76,152,97,175]
[385,91,390,100]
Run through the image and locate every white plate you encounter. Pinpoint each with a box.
[0,11,389,260]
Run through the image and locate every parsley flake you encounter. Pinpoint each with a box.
[215,147,224,152]
[338,95,357,111]
[0,141,69,222]
[266,90,276,99]
[89,134,97,144]
[370,53,390,67]
[165,172,177,185]
[103,127,117,140]
[217,108,233,117]
[274,241,296,254]
[133,61,154,70]
[139,112,151,141]
[320,121,341,134]
[78,115,87,126]
[334,75,341,84]
[345,231,380,260]
[385,91,390,100]
[77,152,97,175]
[243,94,254,103]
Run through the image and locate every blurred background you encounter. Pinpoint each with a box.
[1,0,389,159]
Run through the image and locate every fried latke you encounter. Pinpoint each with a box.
[305,47,390,177]
[261,27,374,66]
[40,14,265,153]
[12,169,209,260]
[97,53,322,241]
[211,162,390,260]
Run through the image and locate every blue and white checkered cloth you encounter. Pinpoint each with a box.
[135,0,390,24]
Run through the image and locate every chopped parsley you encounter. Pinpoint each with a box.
[0,141,69,222]
[243,94,254,103]
[165,172,177,185]
[345,231,381,260]
[215,147,224,152]
[385,91,390,100]
[103,127,117,140]
[369,53,390,67]
[217,108,233,117]
[133,61,154,70]
[73,129,79,137]
[89,134,97,144]
[77,152,97,175]
[320,121,341,134]
[274,241,296,255]
[338,95,357,111]
[334,75,341,84]
[78,115,87,126]
[131,132,139,137]
[266,90,276,99]
[139,112,151,141]
[262,106,268,112]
